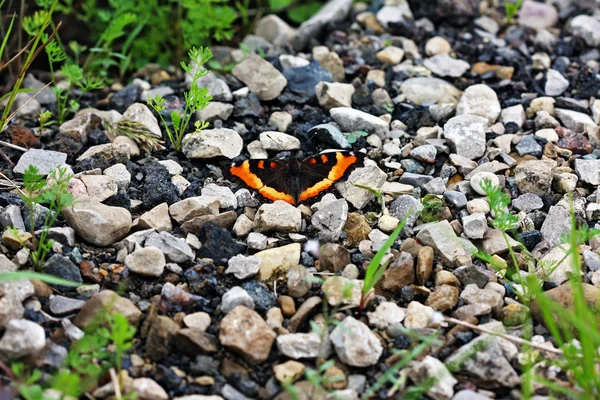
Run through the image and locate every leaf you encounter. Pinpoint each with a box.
[288,2,322,24]
[0,271,80,287]
[268,0,292,11]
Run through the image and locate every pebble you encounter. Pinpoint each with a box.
[330,316,382,367]
[123,103,162,137]
[415,220,471,267]
[456,84,501,124]
[226,255,261,280]
[312,199,348,242]
[329,107,389,139]
[315,82,355,110]
[182,128,243,159]
[409,145,437,163]
[400,77,462,105]
[183,312,211,331]
[169,196,220,224]
[424,54,470,78]
[461,213,488,239]
[196,102,234,122]
[287,265,312,298]
[125,247,166,277]
[255,201,301,233]
[469,172,499,195]
[259,131,301,150]
[221,287,255,313]
[545,69,569,96]
[367,302,405,330]
[145,231,194,264]
[376,46,404,64]
[515,160,556,195]
[49,295,86,315]
[460,284,503,315]
[570,15,600,47]
[269,111,292,132]
[444,114,488,159]
[335,160,387,209]
[0,319,46,361]
[255,243,301,281]
[274,360,306,383]
[322,276,361,307]
[73,290,142,329]
[409,356,457,400]
[403,301,437,329]
[201,184,237,209]
[425,36,451,55]
[219,305,276,363]
[276,333,327,359]
[512,193,544,213]
[232,53,287,100]
[13,149,67,176]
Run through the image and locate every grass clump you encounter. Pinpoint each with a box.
[147,46,213,152]
[505,0,523,23]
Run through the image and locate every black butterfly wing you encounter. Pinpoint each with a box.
[298,151,359,202]
[230,159,295,204]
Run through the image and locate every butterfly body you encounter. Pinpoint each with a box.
[230,151,360,205]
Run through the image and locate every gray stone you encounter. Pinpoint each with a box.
[574,159,600,186]
[259,132,301,151]
[255,201,301,233]
[424,54,470,78]
[469,172,499,196]
[540,205,571,246]
[232,53,287,101]
[330,107,389,139]
[516,135,543,157]
[400,77,462,105]
[444,114,488,159]
[145,231,195,264]
[196,102,234,122]
[201,184,237,209]
[79,175,118,202]
[125,247,166,277]
[0,205,25,231]
[461,213,488,239]
[512,193,544,213]
[454,264,490,288]
[390,195,424,234]
[423,177,446,195]
[515,160,556,195]
[254,14,295,46]
[63,196,132,247]
[335,160,387,209]
[23,74,56,104]
[409,356,457,400]
[330,316,382,367]
[14,149,67,176]
[0,319,46,361]
[182,129,243,159]
[221,287,255,313]
[226,255,261,280]
[410,145,437,164]
[0,278,34,327]
[481,229,521,255]
[545,69,569,96]
[287,265,312,298]
[456,84,501,124]
[366,302,405,330]
[103,163,131,191]
[291,0,352,50]
[500,105,526,128]
[316,82,355,110]
[444,191,467,209]
[312,199,348,242]
[415,220,471,267]
[169,196,220,224]
[555,108,598,131]
[376,0,413,28]
[49,295,86,315]
[123,103,162,138]
[277,333,328,359]
[247,232,268,250]
[191,72,233,102]
[570,15,600,47]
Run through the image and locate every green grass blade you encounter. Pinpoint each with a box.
[0,12,16,59]
[362,212,410,296]
[0,271,80,287]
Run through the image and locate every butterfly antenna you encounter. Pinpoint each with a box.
[265,132,286,152]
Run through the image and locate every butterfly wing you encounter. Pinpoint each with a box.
[230,159,295,204]
[298,151,360,202]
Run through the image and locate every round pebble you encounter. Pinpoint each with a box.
[469,172,500,195]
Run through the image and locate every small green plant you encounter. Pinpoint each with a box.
[106,119,166,153]
[9,165,76,269]
[10,313,136,400]
[344,130,368,144]
[268,0,323,24]
[505,0,523,23]
[147,46,213,151]
[421,194,445,223]
[360,213,410,311]
[38,110,55,131]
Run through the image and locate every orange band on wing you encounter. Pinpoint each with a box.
[328,153,357,181]
[231,161,295,204]
[299,179,334,202]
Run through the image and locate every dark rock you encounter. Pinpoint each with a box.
[73,157,111,173]
[308,124,352,149]
[234,93,264,118]
[109,84,141,112]
[142,161,179,209]
[44,254,83,291]
[104,190,131,210]
[283,61,332,98]
[398,172,434,187]
[518,230,542,251]
[190,355,219,376]
[196,222,245,261]
[453,264,490,288]
[516,136,543,157]
[240,280,276,314]
[0,193,24,207]
[22,204,52,232]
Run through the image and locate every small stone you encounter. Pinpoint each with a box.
[196,102,234,122]
[182,129,243,159]
[255,243,301,281]
[460,284,503,315]
[415,220,471,267]
[255,201,301,233]
[123,103,162,137]
[444,114,488,159]
[183,312,211,331]
[315,82,355,110]
[145,231,194,264]
[269,112,293,132]
[219,305,276,363]
[259,131,301,151]
[425,284,459,312]
[201,184,237,209]
[247,232,268,250]
[516,135,543,157]
[125,247,166,277]
[312,199,348,242]
[462,213,488,239]
[126,378,168,400]
[424,54,470,78]
[221,287,255,313]
[169,196,220,225]
[367,302,405,330]
[376,46,404,64]
[322,276,361,307]
[49,295,86,315]
[0,319,45,361]
[287,265,312,298]
[404,301,437,329]
[330,108,389,139]
[330,316,382,367]
[319,243,351,272]
[574,159,600,185]
[545,69,569,96]
[400,77,462,105]
[103,163,131,191]
[226,255,261,280]
[136,203,172,232]
[274,360,306,383]
[14,149,67,176]
[277,333,328,359]
[469,172,499,195]
[512,193,544,213]
[232,53,287,101]
[425,36,451,55]
[500,105,526,128]
[74,290,142,329]
[515,160,556,195]
[456,84,501,124]
[409,356,457,400]
[410,145,437,164]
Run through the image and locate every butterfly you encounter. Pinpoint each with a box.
[230,151,361,205]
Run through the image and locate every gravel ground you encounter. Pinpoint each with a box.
[2,0,600,399]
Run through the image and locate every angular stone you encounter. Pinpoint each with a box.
[415,220,471,267]
[232,53,287,101]
[219,305,276,363]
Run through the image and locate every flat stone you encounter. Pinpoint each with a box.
[330,107,389,139]
[232,53,287,101]
[400,77,462,105]
[226,255,261,280]
[49,295,86,315]
[145,231,194,264]
[125,247,166,277]
[259,132,301,151]
[182,129,243,159]
[462,213,488,239]
[312,199,348,242]
[63,196,132,247]
[540,205,571,246]
[255,201,301,233]
[169,196,220,225]
[415,220,471,267]
[123,103,161,137]
[424,54,470,78]
[367,302,405,330]
[444,114,488,159]
[221,286,255,313]
[316,82,355,110]
[574,159,600,185]
[255,243,301,281]
[515,160,556,195]
[512,193,544,213]
[335,159,387,209]
[196,102,234,122]
[291,0,352,50]
[555,108,597,131]
[456,84,501,124]
[14,149,67,176]
[571,15,600,47]
[330,316,382,367]
[74,290,141,329]
[219,305,276,363]
[409,356,457,400]
[277,333,328,359]
[545,69,569,96]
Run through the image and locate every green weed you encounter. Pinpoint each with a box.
[505,0,523,23]
[147,46,212,152]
